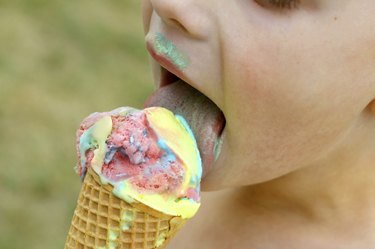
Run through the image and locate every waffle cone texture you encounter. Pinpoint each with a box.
[65,167,186,249]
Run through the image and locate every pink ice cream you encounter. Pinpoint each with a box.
[75,107,202,218]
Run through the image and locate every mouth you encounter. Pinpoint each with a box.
[160,66,180,88]
[144,42,226,178]
[146,42,188,88]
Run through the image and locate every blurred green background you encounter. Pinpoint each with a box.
[0,1,153,248]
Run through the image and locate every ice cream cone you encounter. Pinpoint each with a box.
[65,167,186,249]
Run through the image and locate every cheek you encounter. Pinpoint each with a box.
[205,9,375,188]
[219,83,356,187]
[218,48,364,187]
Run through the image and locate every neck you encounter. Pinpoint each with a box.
[237,112,375,228]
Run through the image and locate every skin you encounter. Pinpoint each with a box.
[142,0,375,248]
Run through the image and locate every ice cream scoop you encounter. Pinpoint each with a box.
[76,106,202,218]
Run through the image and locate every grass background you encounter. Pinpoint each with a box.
[0,1,153,248]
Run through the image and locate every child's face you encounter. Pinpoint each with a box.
[142,0,375,190]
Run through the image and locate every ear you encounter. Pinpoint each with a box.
[370,99,375,117]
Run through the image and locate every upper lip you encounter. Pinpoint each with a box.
[146,41,190,88]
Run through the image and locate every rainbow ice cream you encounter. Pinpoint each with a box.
[65,106,203,249]
[76,106,202,219]
[65,80,226,249]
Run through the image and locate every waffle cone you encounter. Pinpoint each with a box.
[65,167,187,249]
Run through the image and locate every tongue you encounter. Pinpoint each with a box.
[144,80,225,177]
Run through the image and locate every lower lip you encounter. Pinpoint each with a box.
[214,132,224,162]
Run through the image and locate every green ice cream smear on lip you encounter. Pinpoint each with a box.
[154,32,190,70]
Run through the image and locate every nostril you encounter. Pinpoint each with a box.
[151,0,187,31]
[168,18,188,32]
[150,0,210,40]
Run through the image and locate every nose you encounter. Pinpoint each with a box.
[149,0,210,39]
